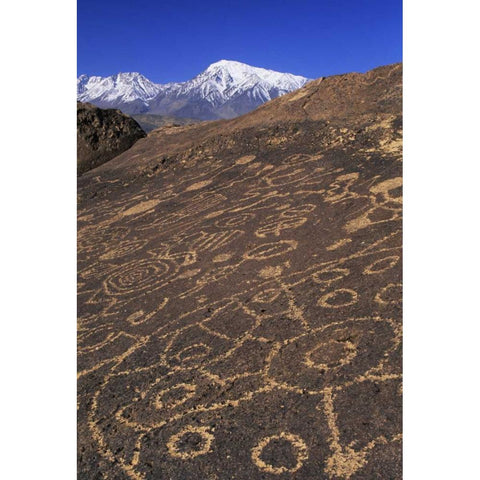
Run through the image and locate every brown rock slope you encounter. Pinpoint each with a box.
[78,63,402,480]
[77,102,146,175]
[131,114,200,133]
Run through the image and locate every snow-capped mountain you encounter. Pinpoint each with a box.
[77,72,168,114]
[77,60,311,119]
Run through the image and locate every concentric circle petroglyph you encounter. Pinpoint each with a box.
[103,259,172,296]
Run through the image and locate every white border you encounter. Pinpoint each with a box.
[1,0,77,478]
[404,0,479,477]
[2,0,479,478]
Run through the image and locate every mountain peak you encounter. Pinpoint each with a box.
[113,72,145,80]
[77,61,311,119]
[205,59,251,70]
[203,59,275,78]
[208,59,244,66]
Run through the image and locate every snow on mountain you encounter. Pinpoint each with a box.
[77,72,166,113]
[77,60,311,119]
[175,60,309,106]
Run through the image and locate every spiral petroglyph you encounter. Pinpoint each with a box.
[103,259,172,296]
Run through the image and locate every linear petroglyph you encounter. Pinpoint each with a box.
[78,63,402,479]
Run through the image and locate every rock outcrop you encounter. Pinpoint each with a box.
[77,102,146,175]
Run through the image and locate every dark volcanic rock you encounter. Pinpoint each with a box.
[77,102,146,175]
[78,63,402,480]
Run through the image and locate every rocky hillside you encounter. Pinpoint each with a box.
[131,114,200,133]
[77,102,146,175]
[81,63,401,180]
[78,63,402,480]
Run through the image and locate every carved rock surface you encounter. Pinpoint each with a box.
[78,63,402,480]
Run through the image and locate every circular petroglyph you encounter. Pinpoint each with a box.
[364,255,400,275]
[104,259,171,296]
[167,426,214,459]
[269,317,398,391]
[251,432,308,474]
[317,289,358,308]
[312,268,350,285]
[304,338,357,370]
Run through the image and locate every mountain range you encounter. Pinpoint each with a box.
[77,60,311,120]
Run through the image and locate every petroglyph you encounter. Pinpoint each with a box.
[78,63,402,479]
[251,432,309,474]
[167,425,215,459]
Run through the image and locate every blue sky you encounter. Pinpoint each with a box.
[78,0,402,83]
